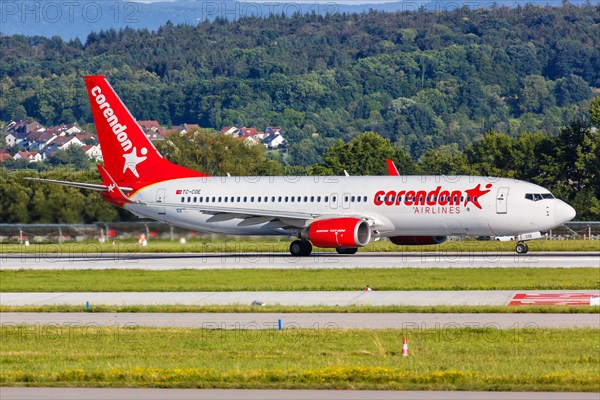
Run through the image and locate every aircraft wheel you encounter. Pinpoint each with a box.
[336,247,358,255]
[290,240,312,256]
[516,242,528,254]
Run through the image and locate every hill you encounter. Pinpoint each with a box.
[0,4,598,162]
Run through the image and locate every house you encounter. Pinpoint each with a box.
[14,151,42,162]
[75,133,96,144]
[182,123,201,133]
[11,120,45,135]
[60,124,82,136]
[3,131,29,147]
[138,120,161,133]
[238,130,261,146]
[82,144,103,161]
[0,153,13,163]
[45,135,83,151]
[265,127,282,136]
[145,131,165,141]
[26,130,57,151]
[221,126,240,136]
[262,132,286,149]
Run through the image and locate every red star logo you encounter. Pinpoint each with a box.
[464,183,493,209]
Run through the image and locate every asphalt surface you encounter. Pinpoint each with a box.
[1,388,598,400]
[1,312,598,329]
[1,251,599,269]
[2,290,599,307]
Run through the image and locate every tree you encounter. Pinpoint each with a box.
[323,131,395,175]
[155,129,283,176]
[48,146,92,170]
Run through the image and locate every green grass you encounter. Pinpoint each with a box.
[0,305,597,313]
[1,326,598,391]
[1,238,599,253]
[1,268,598,292]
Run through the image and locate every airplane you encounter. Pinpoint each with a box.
[30,76,576,255]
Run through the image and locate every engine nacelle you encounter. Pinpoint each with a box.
[389,235,448,245]
[303,218,371,248]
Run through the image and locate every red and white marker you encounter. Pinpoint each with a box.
[402,337,409,357]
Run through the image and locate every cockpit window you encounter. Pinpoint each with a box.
[525,193,555,201]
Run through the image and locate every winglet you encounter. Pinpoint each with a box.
[386,159,399,176]
[97,164,134,207]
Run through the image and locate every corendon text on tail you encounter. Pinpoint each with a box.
[29,76,577,256]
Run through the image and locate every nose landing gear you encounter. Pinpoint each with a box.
[515,242,529,254]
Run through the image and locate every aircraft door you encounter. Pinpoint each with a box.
[342,193,351,209]
[156,188,166,215]
[496,187,509,214]
[329,193,338,209]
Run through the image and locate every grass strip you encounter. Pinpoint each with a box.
[1,268,597,292]
[1,239,599,253]
[1,326,598,391]
[0,305,598,313]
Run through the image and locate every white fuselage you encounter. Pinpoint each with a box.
[124,175,576,238]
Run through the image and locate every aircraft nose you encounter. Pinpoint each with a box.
[554,201,576,225]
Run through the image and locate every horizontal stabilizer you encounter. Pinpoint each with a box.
[25,177,132,192]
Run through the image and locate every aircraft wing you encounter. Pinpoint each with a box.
[146,201,394,232]
[25,177,133,192]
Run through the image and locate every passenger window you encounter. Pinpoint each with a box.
[325,196,329,202]
[224,197,227,203]
[218,197,222,202]
[317,196,321,202]
[187,197,191,203]
[199,197,203,203]
[291,197,295,203]
[278,196,282,202]
[181,197,184,203]
[285,196,289,202]
[304,196,308,202]
[251,197,254,202]
[310,196,315,202]
[351,196,355,202]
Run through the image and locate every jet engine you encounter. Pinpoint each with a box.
[302,218,371,248]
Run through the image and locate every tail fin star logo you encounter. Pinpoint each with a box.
[123,147,148,178]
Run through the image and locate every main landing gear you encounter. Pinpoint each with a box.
[290,240,312,257]
[336,247,358,255]
[515,242,529,254]
[289,241,359,256]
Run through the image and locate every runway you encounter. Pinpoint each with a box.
[2,290,599,307]
[1,312,598,329]
[1,251,598,269]
[1,388,598,400]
